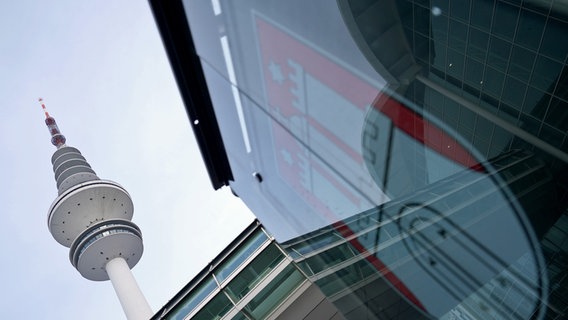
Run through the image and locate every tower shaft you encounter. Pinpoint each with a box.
[106,257,153,320]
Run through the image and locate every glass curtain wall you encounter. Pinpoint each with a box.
[153,0,568,319]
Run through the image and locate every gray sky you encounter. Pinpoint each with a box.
[0,1,253,319]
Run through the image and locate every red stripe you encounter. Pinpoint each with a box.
[327,94,485,313]
[373,94,484,172]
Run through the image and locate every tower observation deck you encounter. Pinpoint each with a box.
[41,99,153,320]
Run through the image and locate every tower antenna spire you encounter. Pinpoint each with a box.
[39,98,66,148]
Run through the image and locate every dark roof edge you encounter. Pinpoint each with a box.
[149,0,233,190]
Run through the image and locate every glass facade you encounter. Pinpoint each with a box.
[150,0,568,319]
[152,222,311,320]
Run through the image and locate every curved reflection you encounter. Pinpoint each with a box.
[173,0,568,319]
[391,151,551,319]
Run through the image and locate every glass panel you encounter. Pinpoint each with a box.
[531,55,561,93]
[545,98,568,132]
[449,0,470,21]
[502,76,527,110]
[448,19,467,52]
[465,58,483,89]
[315,259,376,296]
[522,0,551,15]
[431,0,449,17]
[302,242,356,275]
[540,17,568,62]
[225,244,284,301]
[214,230,268,283]
[431,13,448,45]
[470,0,493,31]
[166,277,218,320]
[467,28,488,61]
[285,230,343,257]
[523,86,550,117]
[509,45,535,82]
[446,48,465,78]
[230,311,249,320]
[243,265,305,319]
[514,9,546,51]
[487,36,511,72]
[482,66,505,98]
[192,293,233,320]
[493,1,519,41]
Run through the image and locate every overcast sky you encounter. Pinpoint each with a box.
[0,1,254,319]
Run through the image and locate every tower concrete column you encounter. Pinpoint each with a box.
[106,257,153,320]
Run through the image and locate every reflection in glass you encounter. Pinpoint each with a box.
[214,230,268,284]
[225,244,284,302]
[175,0,568,318]
[242,265,305,319]
[191,293,233,320]
[167,277,218,320]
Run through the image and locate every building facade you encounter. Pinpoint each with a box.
[150,1,568,319]
[151,221,344,320]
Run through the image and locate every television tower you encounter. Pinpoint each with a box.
[41,99,153,320]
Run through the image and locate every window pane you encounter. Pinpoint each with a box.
[225,244,284,301]
[449,0,471,21]
[487,37,511,72]
[509,45,535,82]
[447,49,465,78]
[493,1,519,41]
[531,55,561,93]
[303,242,356,274]
[243,265,305,319]
[214,230,268,283]
[502,76,527,109]
[166,277,218,320]
[482,66,505,97]
[230,311,249,320]
[540,17,568,62]
[315,259,376,296]
[471,0,493,31]
[467,28,489,61]
[192,293,233,320]
[515,9,546,51]
[545,98,568,131]
[523,86,550,116]
[285,230,342,256]
[448,20,467,52]
[465,58,484,89]
[431,14,449,45]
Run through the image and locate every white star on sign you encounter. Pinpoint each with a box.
[280,149,293,165]
[268,60,285,84]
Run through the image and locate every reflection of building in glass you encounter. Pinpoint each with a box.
[149,0,568,319]
[287,149,556,319]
